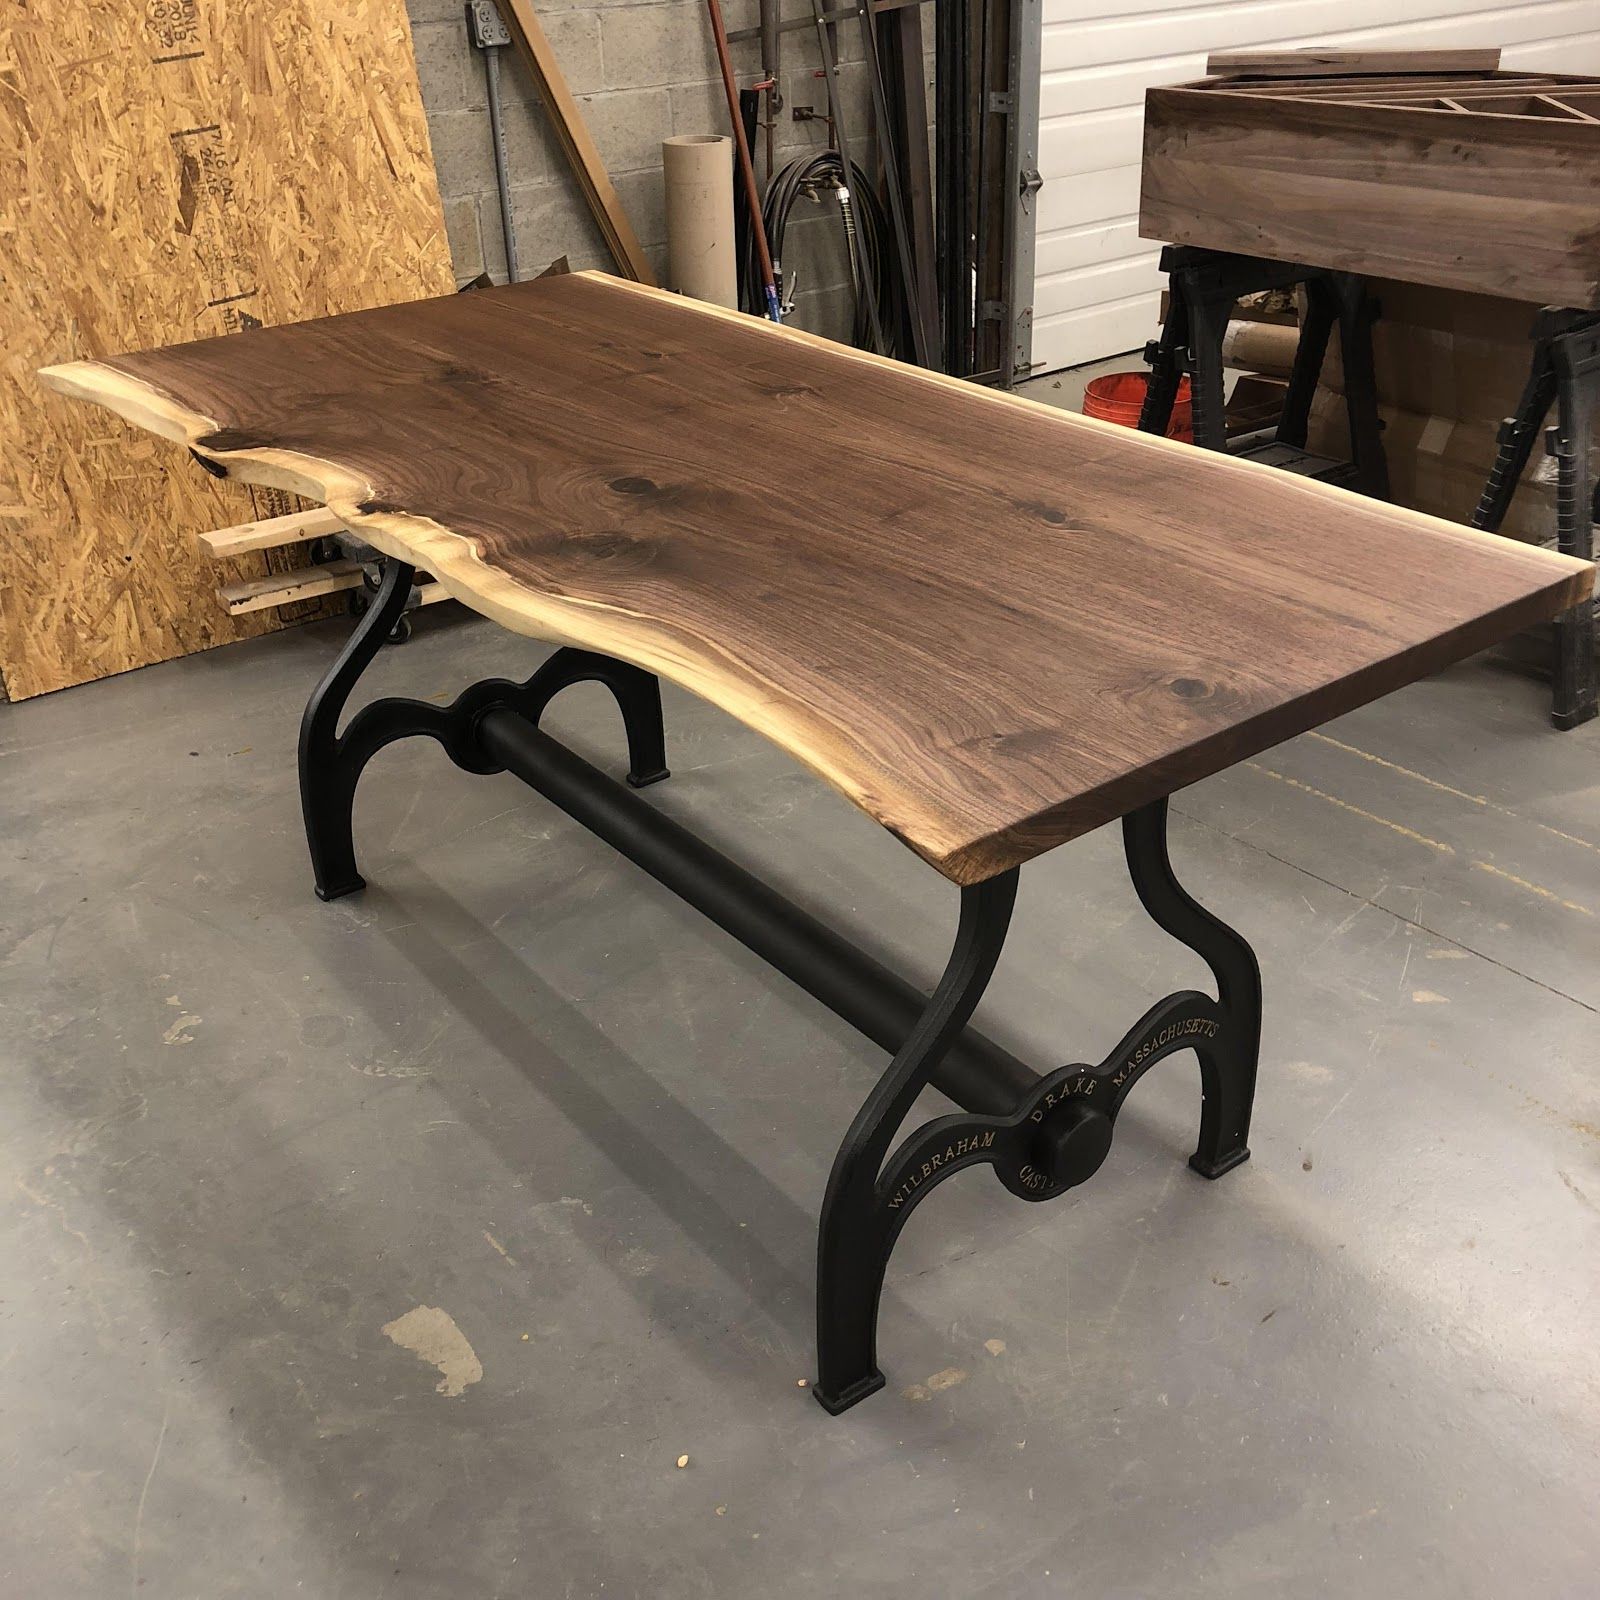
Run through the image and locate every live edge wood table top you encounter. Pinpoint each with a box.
[41,271,1592,884]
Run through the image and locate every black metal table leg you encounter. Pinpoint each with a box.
[1183,283,1233,453]
[1139,294,1190,437]
[299,558,418,899]
[813,871,1019,1413]
[1124,800,1261,1176]
[1276,282,1336,450]
[807,798,1260,1412]
[1330,274,1390,500]
[297,557,670,900]
[1470,350,1555,536]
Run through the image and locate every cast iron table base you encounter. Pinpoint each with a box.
[302,560,1263,1413]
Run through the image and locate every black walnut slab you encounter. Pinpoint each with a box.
[40,273,1593,882]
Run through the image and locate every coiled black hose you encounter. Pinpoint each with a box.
[741,150,910,359]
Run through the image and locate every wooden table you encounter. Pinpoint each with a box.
[41,272,1592,1414]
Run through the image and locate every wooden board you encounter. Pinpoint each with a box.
[1,0,455,700]
[1205,49,1502,78]
[1140,70,1600,306]
[40,273,1591,884]
[501,0,654,285]
[217,563,448,616]
[198,506,346,560]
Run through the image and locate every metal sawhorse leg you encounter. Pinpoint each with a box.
[1470,307,1600,731]
[1138,246,1389,500]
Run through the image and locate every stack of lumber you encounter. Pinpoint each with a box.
[1141,52,1600,554]
[1141,60,1600,307]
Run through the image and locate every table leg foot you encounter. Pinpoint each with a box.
[314,874,367,903]
[1190,1146,1250,1181]
[1553,702,1598,731]
[812,1369,886,1416]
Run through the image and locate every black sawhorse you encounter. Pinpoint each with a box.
[301,559,1262,1413]
[1138,245,1389,499]
[1470,307,1600,731]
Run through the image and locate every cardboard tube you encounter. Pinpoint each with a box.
[1221,319,1300,379]
[662,135,738,310]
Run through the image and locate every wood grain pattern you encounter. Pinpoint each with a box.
[39,273,1592,883]
[1205,49,1502,78]
[217,563,446,616]
[0,0,454,700]
[1141,71,1600,306]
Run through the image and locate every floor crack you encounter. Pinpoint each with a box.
[1174,806,1599,1017]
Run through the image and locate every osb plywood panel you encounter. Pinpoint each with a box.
[0,0,456,700]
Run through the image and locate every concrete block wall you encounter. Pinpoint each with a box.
[404,0,931,345]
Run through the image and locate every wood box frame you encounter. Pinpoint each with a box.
[1140,70,1600,307]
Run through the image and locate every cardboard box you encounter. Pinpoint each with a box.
[1306,279,1596,551]
[1308,392,1557,545]
[1319,280,1545,419]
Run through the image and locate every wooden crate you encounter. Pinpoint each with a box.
[1140,66,1600,307]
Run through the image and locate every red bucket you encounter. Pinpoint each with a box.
[1082,371,1193,442]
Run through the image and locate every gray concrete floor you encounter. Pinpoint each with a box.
[4,606,1599,1600]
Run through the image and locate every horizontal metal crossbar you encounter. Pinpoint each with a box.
[476,707,1041,1117]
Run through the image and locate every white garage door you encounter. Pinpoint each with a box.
[1031,1,1600,376]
